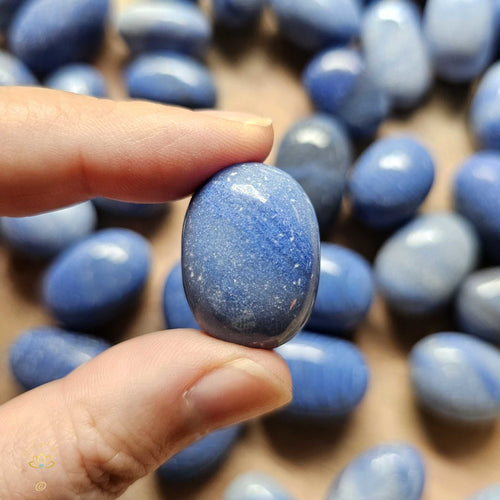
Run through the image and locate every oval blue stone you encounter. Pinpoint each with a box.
[0,49,37,85]
[224,471,295,500]
[93,198,167,218]
[214,0,265,29]
[45,63,107,96]
[468,485,500,500]
[182,163,320,349]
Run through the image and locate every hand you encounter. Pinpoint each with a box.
[0,88,291,498]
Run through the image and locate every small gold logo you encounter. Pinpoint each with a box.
[34,481,47,492]
[29,454,55,469]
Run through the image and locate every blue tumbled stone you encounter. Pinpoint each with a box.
[43,228,151,330]
[0,0,24,33]
[45,63,107,96]
[125,52,216,108]
[453,152,500,263]
[9,0,109,75]
[93,198,167,218]
[349,136,435,228]
[1,202,97,260]
[275,331,369,420]
[157,425,242,481]
[410,332,500,423]
[326,443,426,500]
[182,163,320,349]
[0,49,37,85]
[224,472,295,500]
[9,326,110,391]
[468,485,500,500]
[214,0,265,29]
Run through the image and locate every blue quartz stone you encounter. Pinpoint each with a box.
[456,268,500,346]
[326,443,426,500]
[349,136,435,229]
[224,472,295,500]
[275,331,369,420]
[43,228,151,330]
[214,0,265,28]
[116,1,211,57]
[468,485,500,500]
[9,0,109,75]
[93,198,167,218]
[157,425,242,481]
[453,152,500,263]
[0,0,24,33]
[45,63,107,96]
[1,202,97,260]
[125,52,216,108]
[182,163,320,349]
[423,0,494,83]
[410,332,500,423]
[269,0,361,52]
[306,244,373,335]
[362,0,432,109]
[0,49,37,85]
[9,326,110,391]
[162,261,200,330]
[375,213,479,315]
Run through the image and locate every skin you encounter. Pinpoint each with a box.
[0,87,291,499]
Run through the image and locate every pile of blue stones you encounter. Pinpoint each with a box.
[1,0,500,498]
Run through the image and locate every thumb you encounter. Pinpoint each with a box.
[1,329,291,498]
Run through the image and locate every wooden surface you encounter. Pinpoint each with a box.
[1,2,500,499]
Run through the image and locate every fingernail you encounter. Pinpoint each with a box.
[197,110,273,127]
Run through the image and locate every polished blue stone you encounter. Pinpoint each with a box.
[326,443,425,500]
[306,244,373,335]
[362,0,432,109]
[374,213,479,314]
[125,52,216,108]
[93,198,167,218]
[0,0,24,33]
[43,228,151,330]
[214,0,265,28]
[349,136,435,228]
[116,1,211,57]
[0,49,37,85]
[182,163,320,349]
[45,63,107,96]
[157,425,242,481]
[468,485,500,500]
[275,331,369,420]
[453,152,500,263]
[423,0,494,83]
[224,472,295,500]
[410,332,500,423]
[9,326,110,391]
[1,202,97,260]
[456,268,500,346]
[9,0,109,75]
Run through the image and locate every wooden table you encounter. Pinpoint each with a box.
[1,1,499,498]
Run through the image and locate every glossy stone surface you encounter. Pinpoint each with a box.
[43,228,151,330]
[306,244,373,335]
[269,0,361,52]
[326,443,425,500]
[214,0,265,28]
[9,0,109,75]
[362,0,431,109]
[410,332,500,422]
[375,213,479,314]
[453,152,500,263]
[423,0,494,83]
[182,163,320,349]
[224,472,295,500]
[468,485,500,500]
[349,136,435,228]
[456,268,500,346]
[275,331,369,420]
[1,202,97,260]
[45,63,107,96]
[93,198,167,218]
[157,425,242,481]
[116,1,211,57]
[0,49,37,85]
[125,52,216,108]
[9,326,109,390]
[0,0,25,32]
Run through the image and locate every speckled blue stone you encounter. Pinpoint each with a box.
[43,228,151,330]
[375,213,479,314]
[468,485,500,500]
[410,332,500,423]
[423,0,494,83]
[125,52,216,108]
[182,163,320,349]
[1,202,97,260]
[456,268,500,346]
[453,152,500,263]
[326,443,426,500]
[116,1,211,57]
[214,0,264,28]
[349,136,435,229]
[9,326,110,390]
[0,49,37,85]
[275,331,369,420]
[224,472,295,500]
[162,261,199,330]
[157,425,242,481]
[93,198,167,218]
[362,0,431,109]
[9,0,109,75]
[45,63,107,96]
[0,0,24,33]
